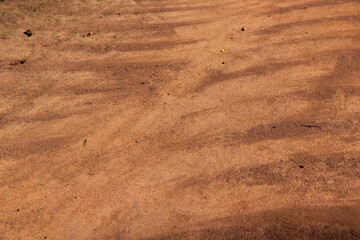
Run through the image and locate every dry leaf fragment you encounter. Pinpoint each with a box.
[83,32,95,37]
[23,29,33,37]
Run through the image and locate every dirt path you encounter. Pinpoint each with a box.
[1,0,360,239]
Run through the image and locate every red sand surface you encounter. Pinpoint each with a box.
[1,0,360,239]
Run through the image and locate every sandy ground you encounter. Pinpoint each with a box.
[1,0,360,239]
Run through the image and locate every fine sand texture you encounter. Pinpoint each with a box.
[1,0,360,239]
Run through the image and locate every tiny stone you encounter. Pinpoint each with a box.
[299,165,304,168]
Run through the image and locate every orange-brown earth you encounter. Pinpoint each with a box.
[1,0,360,239]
